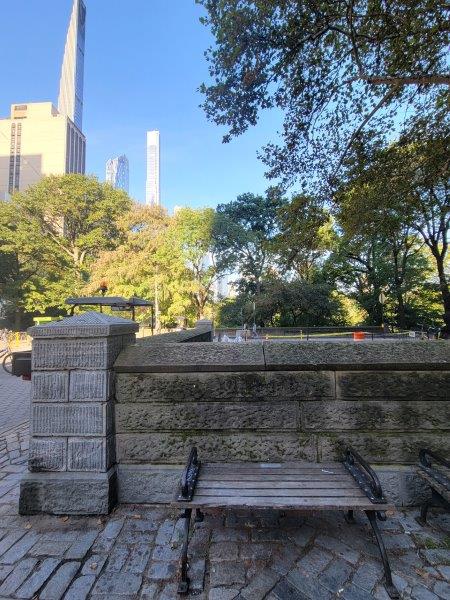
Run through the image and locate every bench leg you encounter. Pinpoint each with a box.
[345,509,355,523]
[178,509,192,595]
[417,499,431,526]
[365,510,399,599]
[195,508,205,523]
[417,489,450,526]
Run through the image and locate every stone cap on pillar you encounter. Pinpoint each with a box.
[28,311,139,339]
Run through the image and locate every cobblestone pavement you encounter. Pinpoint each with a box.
[0,365,30,433]
[0,447,449,600]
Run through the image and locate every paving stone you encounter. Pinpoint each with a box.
[0,531,39,564]
[210,541,240,561]
[270,542,299,576]
[105,545,130,571]
[65,530,98,559]
[159,582,180,600]
[64,574,96,600]
[189,558,207,593]
[15,557,60,598]
[252,529,286,542]
[155,519,175,545]
[92,519,125,552]
[240,542,273,561]
[351,562,382,592]
[209,588,241,600]
[40,561,81,599]
[437,565,450,579]
[81,554,108,575]
[123,543,153,573]
[434,580,450,599]
[422,549,450,566]
[316,534,360,564]
[140,582,159,599]
[0,565,13,584]
[241,568,279,599]
[277,574,330,600]
[152,543,182,561]
[287,524,315,548]
[296,546,334,577]
[147,560,178,580]
[210,561,247,587]
[320,558,354,593]
[341,583,374,600]
[411,583,440,599]
[0,529,26,558]
[0,558,38,596]
[92,572,142,595]
[29,539,72,556]
[211,528,248,543]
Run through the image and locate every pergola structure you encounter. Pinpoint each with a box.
[66,296,154,332]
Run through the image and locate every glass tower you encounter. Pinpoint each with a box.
[146,130,160,206]
[106,155,129,193]
[58,0,86,131]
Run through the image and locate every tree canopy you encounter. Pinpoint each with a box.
[197,0,450,188]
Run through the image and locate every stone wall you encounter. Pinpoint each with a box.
[114,341,450,506]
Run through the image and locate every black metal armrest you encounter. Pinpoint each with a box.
[344,447,386,504]
[177,447,201,502]
[419,449,450,470]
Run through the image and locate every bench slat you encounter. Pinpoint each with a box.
[195,488,365,498]
[175,496,394,510]
[196,481,360,490]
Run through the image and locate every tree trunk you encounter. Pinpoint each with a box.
[435,253,450,335]
[396,291,406,330]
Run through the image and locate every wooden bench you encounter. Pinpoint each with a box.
[172,447,400,598]
[416,449,450,526]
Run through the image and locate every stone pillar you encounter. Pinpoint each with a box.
[19,312,138,515]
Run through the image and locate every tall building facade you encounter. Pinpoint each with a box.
[58,0,86,131]
[0,0,86,200]
[146,130,160,206]
[106,155,129,193]
[0,103,85,200]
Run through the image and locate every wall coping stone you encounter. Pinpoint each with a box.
[29,311,139,338]
[137,325,212,345]
[115,341,265,372]
[114,340,450,373]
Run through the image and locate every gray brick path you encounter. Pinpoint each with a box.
[0,364,30,434]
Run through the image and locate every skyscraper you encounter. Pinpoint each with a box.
[0,0,86,200]
[58,0,86,131]
[106,155,129,193]
[146,130,160,206]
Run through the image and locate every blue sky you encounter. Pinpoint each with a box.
[0,0,283,211]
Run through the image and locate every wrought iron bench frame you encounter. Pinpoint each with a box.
[416,449,450,526]
[172,447,400,599]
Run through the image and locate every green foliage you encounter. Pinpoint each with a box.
[197,0,449,188]
[213,188,286,292]
[0,175,132,325]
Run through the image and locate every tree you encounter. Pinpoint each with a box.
[197,0,449,187]
[0,174,132,323]
[274,195,335,281]
[213,189,286,293]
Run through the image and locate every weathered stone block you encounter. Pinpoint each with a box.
[29,438,67,472]
[32,403,111,436]
[69,370,113,402]
[114,342,265,373]
[116,433,317,463]
[32,337,124,370]
[115,371,334,403]
[68,436,115,472]
[115,401,299,432]
[375,466,430,506]
[19,469,118,515]
[336,371,450,399]
[302,400,450,431]
[31,372,68,402]
[118,465,181,503]
[319,433,450,464]
[263,340,450,371]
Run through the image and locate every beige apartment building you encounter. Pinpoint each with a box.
[0,102,86,200]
